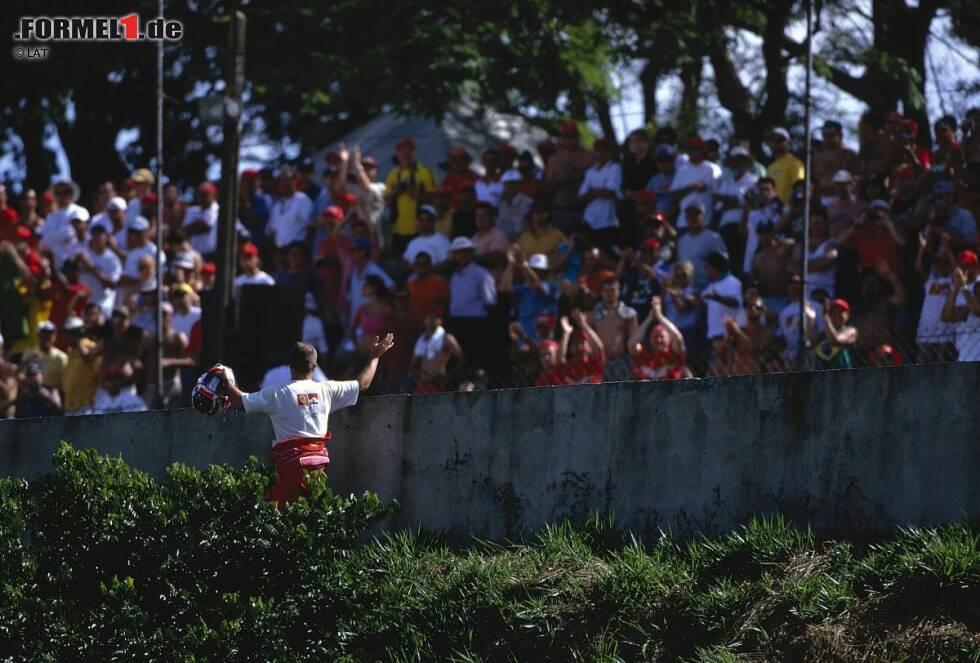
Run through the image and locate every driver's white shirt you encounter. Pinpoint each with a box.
[241,378,359,445]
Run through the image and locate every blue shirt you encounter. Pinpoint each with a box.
[945,206,977,242]
[449,262,496,318]
[513,282,559,340]
[645,172,674,213]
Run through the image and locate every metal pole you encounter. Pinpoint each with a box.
[798,0,813,369]
[212,11,245,364]
[155,0,164,405]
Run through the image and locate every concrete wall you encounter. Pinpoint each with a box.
[2,363,977,540]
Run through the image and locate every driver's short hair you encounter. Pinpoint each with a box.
[289,342,318,375]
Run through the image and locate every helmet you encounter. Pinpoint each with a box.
[191,364,233,415]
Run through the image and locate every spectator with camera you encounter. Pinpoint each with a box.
[386,137,437,255]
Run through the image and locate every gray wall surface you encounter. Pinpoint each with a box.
[1,363,977,540]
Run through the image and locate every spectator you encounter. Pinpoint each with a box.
[850,261,907,354]
[339,146,386,246]
[474,149,504,207]
[645,144,678,214]
[432,187,454,238]
[500,248,559,341]
[797,206,838,298]
[516,150,542,199]
[403,205,450,266]
[234,242,276,286]
[259,362,327,389]
[715,146,758,264]
[407,251,450,327]
[276,240,325,302]
[826,170,866,236]
[941,250,980,362]
[90,196,127,247]
[677,202,727,289]
[76,225,122,319]
[238,169,272,239]
[412,312,464,394]
[571,245,615,309]
[181,181,219,259]
[15,363,62,418]
[669,137,721,229]
[628,296,686,381]
[622,129,657,194]
[345,238,393,322]
[157,302,190,407]
[589,277,638,381]
[0,334,17,417]
[814,299,858,369]
[558,310,605,384]
[339,274,393,373]
[20,320,67,393]
[700,252,743,346]
[92,364,147,414]
[451,183,478,238]
[765,127,805,205]
[43,182,90,269]
[517,204,568,265]
[813,121,863,205]
[296,157,322,205]
[471,202,510,257]
[302,293,329,354]
[914,239,956,362]
[618,238,668,321]
[928,180,976,245]
[162,182,188,233]
[836,199,905,276]
[266,170,314,251]
[0,184,20,241]
[578,137,622,251]
[740,178,783,275]
[385,137,436,255]
[542,121,592,232]
[663,260,700,353]
[931,117,962,169]
[534,339,568,387]
[749,222,794,312]
[715,291,775,376]
[447,237,497,363]
[170,284,201,339]
[440,146,478,209]
[127,169,154,225]
[18,188,41,230]
[61,316,100,414]
[777,273,817,367]
[497,170,534,240]
[120,215,164,285]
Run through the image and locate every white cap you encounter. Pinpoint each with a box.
[831,169,854,184]
[500,169,522,183]
[38,320,56,332]
[172,256,195,270]
[106,196,127,212]
[67,207,90,223]
[449,236,475,252]
[127,215,150,231]
[728,146,750,158]
[770,127,790,141]
[528,253,549,270]
[63,316,85,331]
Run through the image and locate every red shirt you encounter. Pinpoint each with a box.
[563,355,604,384]
[49,283,91,328]
[441,172,478,209]
[0,207,20,242]
[535,369,570,387]
[633,347,685,381]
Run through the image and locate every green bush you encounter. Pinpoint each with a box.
[0,444,977,662]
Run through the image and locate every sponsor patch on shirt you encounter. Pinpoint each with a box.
[297,393,320,406]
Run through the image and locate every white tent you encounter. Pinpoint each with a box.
[312,102,551,181]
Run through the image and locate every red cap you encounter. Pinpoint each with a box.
[202,262,216,274]
[143,192,158,205]
[41,190,54,205]
[640,238,661,252]
[829,298,850,313]
[336,192,357,206]
[396,137,416,150]
[901,119,919,135]
[239,242,259,257]
[360,155,377,167]
[241,168,260,180]
[958,250,979,267]
[886,111,904,123]
[322,205,344,220]
[686,136,707,151]
[198,181,218,195]
[14,225,32,241]
[559,121,579,137]
[540,339,560,353]
[536,312,556,328]
[448,146,471,161]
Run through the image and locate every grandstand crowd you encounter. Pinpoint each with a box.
[1,107,979,415]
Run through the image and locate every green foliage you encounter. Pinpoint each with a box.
[0,445,978,661]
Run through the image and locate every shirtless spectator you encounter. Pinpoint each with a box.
[534,340,568,387]
[813,121,862,205]
[588,277,638,381]
[628,296,686,381]
[714,291,775,376]
[541,121,592,233]
[558,309,605,384]
[0,334,19,417]
[851,261,907,355]
[102,307,150,392]
[826,170,866,236]
[412,313,464,394]
[749,222,794,312]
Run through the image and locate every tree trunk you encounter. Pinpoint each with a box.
[677,56,702,139]
[20,109,58,193]
[594,99,618,143]
[639,62,658,126]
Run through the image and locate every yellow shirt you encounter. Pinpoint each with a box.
[766,153,805,205]
[21,346,68,391]
[63,340,101,412]
[385,163,436,236]
[517,227,568,260]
